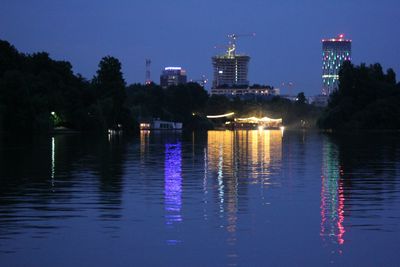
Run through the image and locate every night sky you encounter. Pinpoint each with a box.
[1,0,399,95]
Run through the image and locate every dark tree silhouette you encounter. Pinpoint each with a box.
[318,62,400,130]
[92,56,127,129]
[296,92,306,105]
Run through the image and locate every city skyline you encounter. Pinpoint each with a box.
[0,0,399,95]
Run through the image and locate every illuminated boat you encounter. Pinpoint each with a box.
[226,116,283,130]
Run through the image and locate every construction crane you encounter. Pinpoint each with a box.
[226,32,256,56]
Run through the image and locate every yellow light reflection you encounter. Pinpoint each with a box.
[207,130,282,183]
[206,129,282,266]
[140,130,150,158]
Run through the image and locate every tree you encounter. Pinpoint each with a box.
[296,92,306,105]
[0,39,106,132]
[0,40,21,76]
[164,82,209,123]
[318,63,400,130]
[93,56,126,129]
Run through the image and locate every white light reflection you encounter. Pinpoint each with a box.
[51,137,55,188]
[280,126,285,137]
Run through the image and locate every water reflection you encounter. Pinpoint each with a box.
[206,130,282,185]
[320,140,345,246]
[51,137,55,184]
[164,143,183,225]
[163,142,183,246]
[330,133,400,232]
[97,135,125,223]
[206,130,283,265]
[1,131,400,266]
[140,130,150,158]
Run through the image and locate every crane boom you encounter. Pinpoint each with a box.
[226,32,256,56]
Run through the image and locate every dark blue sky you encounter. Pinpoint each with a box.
[1,0,399,95]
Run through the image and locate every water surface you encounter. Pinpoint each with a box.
[0,130,399,266]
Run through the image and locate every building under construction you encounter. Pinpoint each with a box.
[211,34,252,92]
[212,54,250,88]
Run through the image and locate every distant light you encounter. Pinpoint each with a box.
[206,112,235,119]
[51,111,55,115]
[218,70,223,74]
[165,67,182,71]
[140,123,151,130]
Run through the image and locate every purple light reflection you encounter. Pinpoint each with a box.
[164,143,182,225]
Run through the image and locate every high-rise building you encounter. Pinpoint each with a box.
[322,34,352,95]
[212,54,250,89]
[160,67,187,88]
[210,46,278,98]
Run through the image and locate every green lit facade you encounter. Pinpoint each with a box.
[322,34,352,95]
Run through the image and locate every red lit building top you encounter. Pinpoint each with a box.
[322,33,352,43]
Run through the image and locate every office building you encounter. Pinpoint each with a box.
[322,34,352,95]
[160,67,187,88]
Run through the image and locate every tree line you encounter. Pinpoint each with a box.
[0,40,132,132]
[318,61,400,130]
[0,39,324,133]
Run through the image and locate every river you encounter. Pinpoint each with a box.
[0,130,399,266]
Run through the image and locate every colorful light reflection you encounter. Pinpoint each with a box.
[320,141,345,246]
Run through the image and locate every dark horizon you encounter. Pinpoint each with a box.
[1,0,399,95]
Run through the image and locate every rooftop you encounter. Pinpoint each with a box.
[322,33,352,43]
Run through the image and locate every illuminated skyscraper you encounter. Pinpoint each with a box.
[322,34,352,95]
